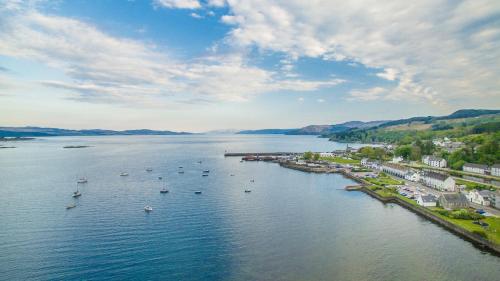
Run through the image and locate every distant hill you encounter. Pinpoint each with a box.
[0,127,192,137]
[327,109,500,143]
[237,129,297,135]
[236,120,386,135]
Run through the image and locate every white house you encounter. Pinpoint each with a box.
[361,158,369,166]
[422,155,447,168]
[463,163,489,175]
[392,156,404,163]
[405,170,420,182]
[466,190,492,206]
[381,163,409,179]
[417,194,437,207]
[319,152,334,157]
[491,164,500,177]
[420,171,455,191]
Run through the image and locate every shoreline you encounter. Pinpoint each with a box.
[277,160,500,255]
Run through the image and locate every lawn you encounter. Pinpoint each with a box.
[455,178,496,191]
[365,174,404,186]
[431,208,500,245]
[320,156,360,165]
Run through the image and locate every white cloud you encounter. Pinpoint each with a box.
[153,0,201,9]
[220,0,500,106]
[0,8,343,105]
[376,68,399,81]
[348,87,386,101]
[190,12,203,19]
[207,0,225,7]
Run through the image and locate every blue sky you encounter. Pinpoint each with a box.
[0,0,499,132]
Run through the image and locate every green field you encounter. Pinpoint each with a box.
[320,156,360,164]
[365,174,404,186]
[431,208,500,244]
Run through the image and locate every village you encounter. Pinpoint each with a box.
[232,143,500,252]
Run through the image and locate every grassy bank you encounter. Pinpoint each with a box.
[320,156,360,165]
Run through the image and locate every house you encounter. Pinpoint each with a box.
[392,156,404,163]
[438,193,469,210]
[361,158,369,166]
[405,170,420,182]
[491,164,500,177]
[463,163,489,175]
[420,171,455,191]
[466,190,493,206]
[381,163,409,179]
[417,194,437,207]
[490,191,500,209]
[422,155,447,168]
[319,152,334,157]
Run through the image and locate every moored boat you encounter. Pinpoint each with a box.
[66,204,76,209]
[194,191,202,194]
[72,190,81,198]
[160,189,169,194]
[120,172,129,176]
[146,168,153,172]
[144,205,153,212]
[77,177,88,184]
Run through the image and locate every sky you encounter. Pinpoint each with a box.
[0,0,499,132]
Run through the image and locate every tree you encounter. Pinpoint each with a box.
[303,151,313,160]
[395,145,412,160]
[313,153,320,161]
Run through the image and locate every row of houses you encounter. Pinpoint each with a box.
[463,163,500,177]
[465,189,500,209]
[375,162,456,191]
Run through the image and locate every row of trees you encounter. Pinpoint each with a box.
[303,151,320,161]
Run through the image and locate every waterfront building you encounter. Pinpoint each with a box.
[417,194,437,207]
[463,163,489,175]
[420,171,455,191]
[466,190,493,206]
[422,155,447,168]
[438,193,469,210]
[491,164,500,177]
[381,163,409,179]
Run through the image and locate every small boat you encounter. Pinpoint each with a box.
[203,170,210,173]
[178,171,184,174]
[160,189,169,194]
[66,204,76,209]
[194,191,202,194]
[244,189,252,193]
[146,168,153,172]
[197,161,202,164]
[250,180,255,183]
[178,166,183,169]
[120,172,129,176]
[202,174,208,177]
[144,206,153,212]
[77,177,88,184]
[240,160,244,163]
[158,176,163,180]
[72,190,82,198]
[230,174,235,176]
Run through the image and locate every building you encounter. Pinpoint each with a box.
[466,190,493,206]
[417,194,437,207]
[463,163,489,175]
[491,164,500,177]
[420,171,455,191]
[361,158,369,166]
[490,191,500,209]
[381,163,409,179]
[438,193,469,210]
[319,152,334,157]
[422,155,447,168]
[361,158,380,170]
[405,170,420,182]
[392,156,404,163]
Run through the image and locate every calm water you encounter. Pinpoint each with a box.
[0,135,498,281]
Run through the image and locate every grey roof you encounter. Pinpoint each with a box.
[478,190,493,197]
[420,194,437,203]
[439,193,468,204]
[492,164,500,169]
[463,163,488,170]
[422,171,449,181]
[383,163,409,172]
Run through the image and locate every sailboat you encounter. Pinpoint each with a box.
[72,183,82,198]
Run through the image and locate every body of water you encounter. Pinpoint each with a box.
[0,135,498,280]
